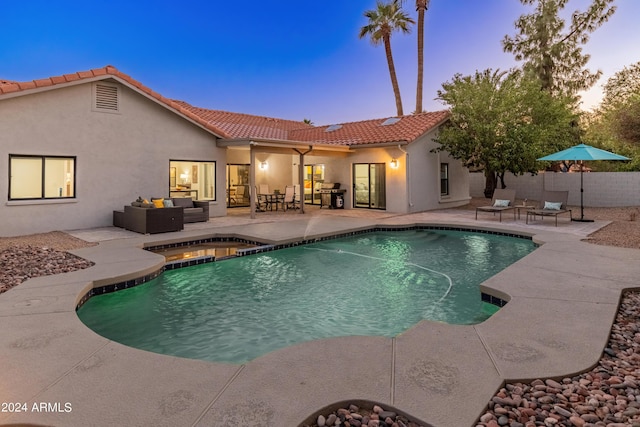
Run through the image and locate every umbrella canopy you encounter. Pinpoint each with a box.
[538,143,629,162]
[537,143,629,222]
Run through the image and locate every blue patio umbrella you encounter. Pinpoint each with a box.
[538,143,629,222]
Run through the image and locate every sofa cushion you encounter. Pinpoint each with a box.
[172,197,195,209]
[152,198,165,208]
[184,207,204,215]
[163,199,174,207]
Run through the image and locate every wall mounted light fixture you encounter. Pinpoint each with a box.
[259,161,268,170]
[390,158,399,169]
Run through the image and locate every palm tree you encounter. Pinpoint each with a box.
[359,1,415,116]
[395,0,430,114]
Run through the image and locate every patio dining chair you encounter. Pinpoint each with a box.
[475,188,517,222]
[254,186,267,212]
[283,185,297,211]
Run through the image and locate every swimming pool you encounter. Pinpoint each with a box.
[77,229,535,364]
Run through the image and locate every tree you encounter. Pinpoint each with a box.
[583,62,640,171]
[435,69,577,197]
[503,0,616,98]
[394,0,430,113]
[360,1,415,116]
[601,61,640,110]
[589,62,640,147]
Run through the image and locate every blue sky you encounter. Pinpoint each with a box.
[2,0,638,125]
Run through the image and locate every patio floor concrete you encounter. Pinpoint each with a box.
[1,206,639,427]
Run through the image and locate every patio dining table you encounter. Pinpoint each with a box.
[260,193,285,211]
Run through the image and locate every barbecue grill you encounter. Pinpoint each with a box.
[317,183,346,209]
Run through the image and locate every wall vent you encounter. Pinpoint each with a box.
[94,83,119,112]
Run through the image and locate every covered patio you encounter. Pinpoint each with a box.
[220,137,352,218]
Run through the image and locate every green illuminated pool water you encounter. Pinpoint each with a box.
[77,229,535,364]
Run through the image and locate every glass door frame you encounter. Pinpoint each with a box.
[226,163,251,208]
[352,162,386,210]
[303,164,325,205]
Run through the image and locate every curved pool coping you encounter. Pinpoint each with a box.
[1,215,639,427]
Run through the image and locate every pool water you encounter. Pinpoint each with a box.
[77,229,535,364]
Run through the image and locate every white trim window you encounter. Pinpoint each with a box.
[9,155,76,200]
[440,163,449,196]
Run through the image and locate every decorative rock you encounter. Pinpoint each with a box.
[380,411,397,420]
[568,415,585,426]
[545,379,563,389]
[480,413,495,423]
[553,405,572,418]
[317,414,326,427]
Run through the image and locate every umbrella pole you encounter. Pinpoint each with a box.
[572,161,594,222]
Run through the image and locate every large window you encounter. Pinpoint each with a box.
[9,155,76,200]
[169,160,216,201]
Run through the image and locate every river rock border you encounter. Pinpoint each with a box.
[476,289,640,427]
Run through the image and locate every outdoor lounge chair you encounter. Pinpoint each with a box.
[526,190,572,226]
[475,188,516,222]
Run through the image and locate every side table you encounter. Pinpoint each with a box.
[514,205,535,220]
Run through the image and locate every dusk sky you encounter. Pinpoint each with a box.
[2,0,639,125]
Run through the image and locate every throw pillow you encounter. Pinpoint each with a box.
[152,198,165,208]
[493,199,510,207]
[544,201,562,210]
[163,199,174,208]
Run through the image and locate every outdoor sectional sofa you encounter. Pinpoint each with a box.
[113,197,209,234]
[121,205,184,234]
[170,197,209,223]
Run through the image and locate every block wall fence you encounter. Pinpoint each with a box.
[469,172,640,207]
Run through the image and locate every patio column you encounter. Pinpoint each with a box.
[294,146,313,214]
[250,143,256,219]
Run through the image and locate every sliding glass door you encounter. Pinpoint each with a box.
[303,164,324,205]
[353,163,386,209]
[226,164,250,207]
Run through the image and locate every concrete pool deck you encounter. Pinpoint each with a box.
[1,208,639,427]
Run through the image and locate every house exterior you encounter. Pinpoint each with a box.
[0,66,469,237]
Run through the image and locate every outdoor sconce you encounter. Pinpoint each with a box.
[390,158,399,169]
[259,161,268,170]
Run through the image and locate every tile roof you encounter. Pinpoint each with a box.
[289,111,450,146]
[1,65,450,147]
[173,100,312,140]
[176,100,449,146]
[0,65,233,139]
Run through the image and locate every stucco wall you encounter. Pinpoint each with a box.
[1,79,226,236]
[469,171,640,207]
[406,130,469,213]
